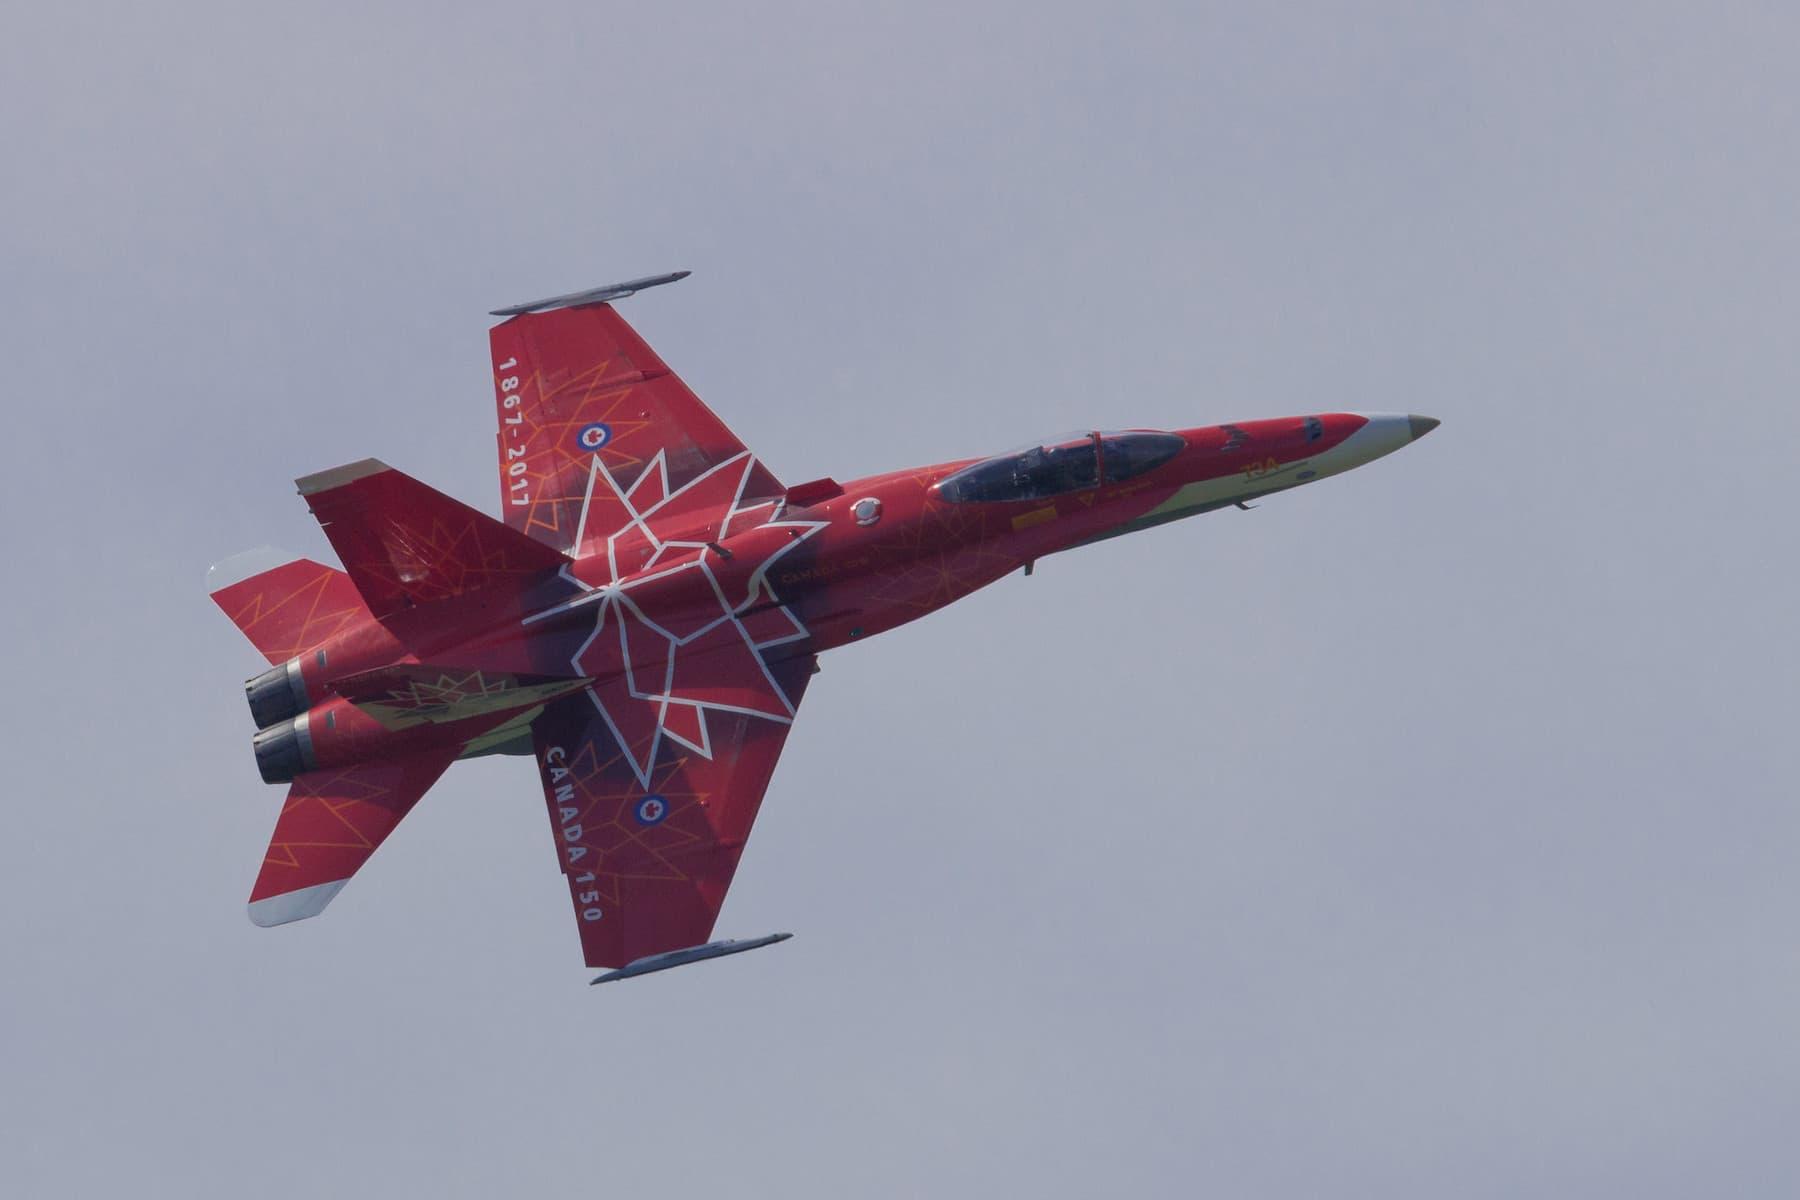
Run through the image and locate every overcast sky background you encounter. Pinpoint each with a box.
[3,3,1797,1195]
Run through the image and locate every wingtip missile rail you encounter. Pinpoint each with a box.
[489,270,691,317]
[589,932,794,985]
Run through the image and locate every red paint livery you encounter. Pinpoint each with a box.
[210,277,1437,977]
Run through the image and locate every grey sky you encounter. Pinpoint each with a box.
[3,3,1797,1195]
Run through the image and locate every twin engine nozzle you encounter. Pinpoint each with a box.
[252,715,316,785]
[245,659,309,729]
[245,659,314,784]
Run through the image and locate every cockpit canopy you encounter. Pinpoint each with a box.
[936,431,1186,504]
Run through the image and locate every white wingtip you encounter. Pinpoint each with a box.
[248,879,349,927]
[206,546,297,596]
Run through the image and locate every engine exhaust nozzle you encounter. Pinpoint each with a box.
[253,713,316,785]
[245,659,309,729]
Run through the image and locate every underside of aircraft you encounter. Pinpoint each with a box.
[211,271,1437,982]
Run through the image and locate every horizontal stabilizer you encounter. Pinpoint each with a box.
[248,748,459,927]
[297,459,569,619]
[490,270,689,317]
[208,548,369,665]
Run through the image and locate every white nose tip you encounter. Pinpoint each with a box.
[1336,412,1435,468]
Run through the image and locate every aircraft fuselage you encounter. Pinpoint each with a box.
[244,410,1436,785]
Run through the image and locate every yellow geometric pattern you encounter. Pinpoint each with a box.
[251,752,455,902]
[351,668,587,730]
[218,560,366,664]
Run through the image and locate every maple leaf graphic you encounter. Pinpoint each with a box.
[562,451,825,787]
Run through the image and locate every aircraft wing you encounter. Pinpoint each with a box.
[490,300,785,556]
[528,649,816,970]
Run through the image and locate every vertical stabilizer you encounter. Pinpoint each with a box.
[208,548,370,666]
[296,460,570,618]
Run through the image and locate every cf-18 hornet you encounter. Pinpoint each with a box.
[210,272,1438,983]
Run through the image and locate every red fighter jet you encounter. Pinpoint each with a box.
[210,272,1438,984]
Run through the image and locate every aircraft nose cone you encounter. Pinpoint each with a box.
[1408,414,1441,441]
